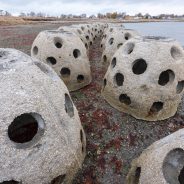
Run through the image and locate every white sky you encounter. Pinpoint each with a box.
[0,0,183,16]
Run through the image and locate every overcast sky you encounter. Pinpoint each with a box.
[0,0,184,16]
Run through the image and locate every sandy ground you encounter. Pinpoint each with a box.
[0,22,184,184]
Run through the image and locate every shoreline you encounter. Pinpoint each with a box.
[0,16,184,26]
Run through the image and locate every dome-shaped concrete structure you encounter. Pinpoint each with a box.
[127,129,184,184]
[101,29,139,64]
[0,48,86,184]
[102,36,184,121]
[31,29,92,92]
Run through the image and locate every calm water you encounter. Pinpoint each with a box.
[124,22,184,46]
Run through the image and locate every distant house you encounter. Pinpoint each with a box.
[67,14,73,19]
[124,15,135,20]
[0,10,11,16]
[134,16,141,20]
[81,14,87,18]
[89,15,96,19]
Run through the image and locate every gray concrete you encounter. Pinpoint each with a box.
[126,129,184,184]
[101,29,140,64]
[31,29,92,92]
[0,48,85,184]
[102,36,184,121]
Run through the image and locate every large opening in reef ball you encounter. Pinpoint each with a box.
[163,148,184,184]
[132,59,147,75]
[60,67,71,78]
[8,113,39,143]
[51,174,66,184]
[46,57,57,65]
[158,70,175,86]
[115,73,124,86]
[65,94,74,117]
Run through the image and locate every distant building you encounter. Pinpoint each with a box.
[89,15,96,19]
[81,14,87,18]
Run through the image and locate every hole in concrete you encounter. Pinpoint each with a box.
[171,46,183,60]
[101,44,103,48]
[81,26,85,31]
[73,49,81,58]
[77,29,82,34]
[33,46,38,55]
[103,55,107,62]
[65,94,74,117]
[46,57,57,65]
[163,148,184,184]
[85,43,88,49]
[60,67,70,78]
[77,75,84,83]
[150,102,163,114]
[51,174,66,184]
[158,70,175,86]
[109,38,114,45]
[134,167,141,184]
[119,94,131,105]
[80,129,83,143]
[90,41,92,45]
[8,113,44,144]
[123,42,135,54]
[115,73,124,86]
[117,43,123,49]
[125,32,131,40]
[86,36,89,40]
[0,181,20,184]
[179,166,184,184]
[177,81,184,94]
[54,37,63,48]
[80,129,85,153]
[132,59,147,75]
[111,57,116,68]
[104,78,107,88]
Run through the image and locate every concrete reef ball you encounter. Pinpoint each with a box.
[126,129,184,184]
[31,29,92,92]
[102,36,184,121]
[101,29,139,64]
[101,24,125,50]
[58,26,90,50]
[0,48,86,184]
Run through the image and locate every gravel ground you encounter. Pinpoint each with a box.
[0,22,184,184]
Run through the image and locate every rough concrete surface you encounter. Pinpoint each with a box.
[0,48,85,183]
[102,36,184,121]
[31,29,92,92]
[101,29,139,64]
[126,129,184,184]
[0,22,184,184]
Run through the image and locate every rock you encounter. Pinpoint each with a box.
[102,36,184,121]
[126,129,184,184]
[0,48,86,184]
[31,29,92,92]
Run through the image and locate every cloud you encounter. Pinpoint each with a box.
[0,0,183,16]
